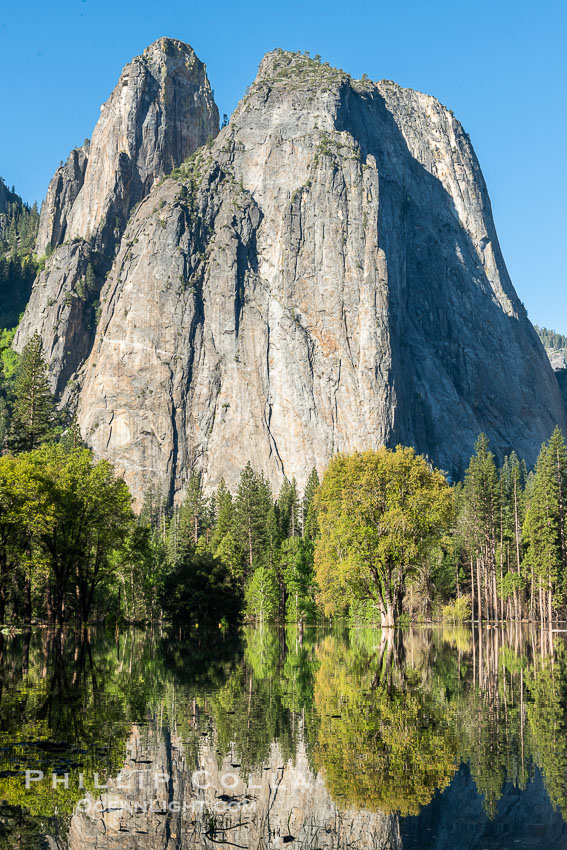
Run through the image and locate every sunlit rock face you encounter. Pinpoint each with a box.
[19,43,566,499]
[76,49,565,502]
[15,37,219,394]
[66,724,401,849]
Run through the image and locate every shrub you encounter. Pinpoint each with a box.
[442,595,471,623]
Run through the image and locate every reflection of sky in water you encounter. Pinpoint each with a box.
[0,625,566,848]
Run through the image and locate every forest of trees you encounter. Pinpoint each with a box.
[3,330,567,629]
[535,325,567,353]
[0,178,40,329]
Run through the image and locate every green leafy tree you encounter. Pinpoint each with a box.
[32,445,135,625]
[315,447,453,626]
[0,453,51,623]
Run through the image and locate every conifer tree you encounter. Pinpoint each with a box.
[277,478,301,538]
[302,467,320,540]
[178,472,209,548]
[210,478,244,580]
[463,434,500,621]
[523,429,567,622]
[234,462,271,575]
[210,478,234,551]
[499,451,527,619]
[6,333,55,453]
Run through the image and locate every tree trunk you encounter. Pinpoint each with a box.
[381,601,395,629]
[476,558,482,622]
[471,556,475,623]
[23,574,32,625]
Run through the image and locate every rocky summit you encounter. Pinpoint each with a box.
[14,37,218,394]
[14,41,567,502]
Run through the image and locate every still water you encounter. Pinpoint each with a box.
[1,624,567,849]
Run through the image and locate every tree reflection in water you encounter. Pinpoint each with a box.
[0,624,566,847]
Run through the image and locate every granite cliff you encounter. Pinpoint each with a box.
[14,37,218,393]
[15,43,567,501]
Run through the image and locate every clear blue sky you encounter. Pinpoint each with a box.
[1,0,565,330]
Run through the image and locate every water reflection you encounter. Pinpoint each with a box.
[0,624,567,848]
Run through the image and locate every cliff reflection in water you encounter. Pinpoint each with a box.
[1,624,567,848]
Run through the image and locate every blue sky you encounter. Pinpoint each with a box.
[1,0,565,330]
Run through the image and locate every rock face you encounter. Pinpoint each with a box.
[17,45,567,501]
[68,49,566,502]
[544,347,567,410]
[14,37,219,393]
[35,144,89,255]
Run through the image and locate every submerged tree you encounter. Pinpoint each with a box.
[314,447,453,626]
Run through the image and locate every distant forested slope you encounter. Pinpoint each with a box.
[0,177,39,329]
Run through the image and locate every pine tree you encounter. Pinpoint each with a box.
[60,414,86,452]
[210,478,244,580]
[233,462,271,576]
[523,429,567,622]
[178,472,209,547]
[499,451,527,619]
[302,467,320,540]
[277,478,301,538]
[463,434,500,621]
[85,262,97,296]
[549,426,567,595]
[210,478,234,551]
[6,333,55,453]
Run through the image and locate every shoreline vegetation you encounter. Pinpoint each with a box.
[2,335,567,631]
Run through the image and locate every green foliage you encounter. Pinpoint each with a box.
[442,595,471,622]
[245,565,279,621]
[280,537,317,622]
[161,547,243,631]
[5,333,56,453]
[233,462,273,576]
[523,426,567,617]
[535,325,567,352]
[302,466,320,540]
[0,444,135,625]
[312,633,459,815]
[0,179,39,327]
[314,447,453,626]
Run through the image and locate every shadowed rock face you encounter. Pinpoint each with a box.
[67,48,566,502]
[14,37,219,394]
[15,45,567,500]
